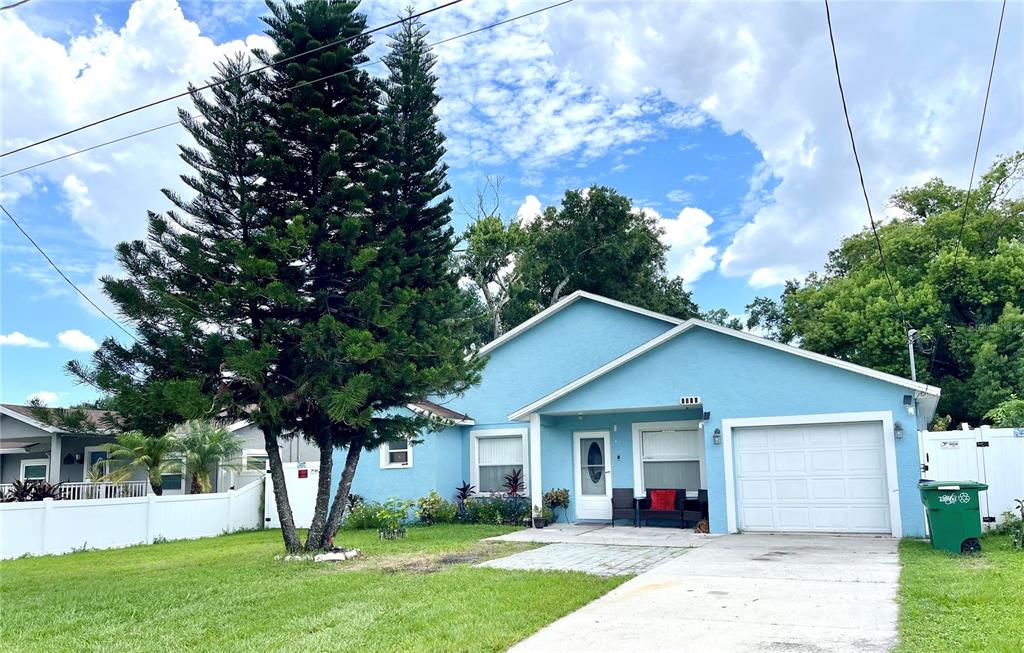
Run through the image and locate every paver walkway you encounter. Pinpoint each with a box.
[509,533,900,653]
[478,542,686,575]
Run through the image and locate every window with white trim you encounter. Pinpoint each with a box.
[640,429,701,492]
[472,430,527,494]
[20,459,48,482]
[380,439,413,469]
[242,450,269,472]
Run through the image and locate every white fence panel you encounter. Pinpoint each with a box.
[920,426,1024,528]
[0,481,263,559]
[264,462,320,529]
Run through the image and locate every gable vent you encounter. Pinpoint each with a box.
[679,396,702,406]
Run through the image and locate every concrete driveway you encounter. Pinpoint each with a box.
[509,533,900,653]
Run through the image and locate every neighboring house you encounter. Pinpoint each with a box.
[215,422,320,492]
[0,404,154,496]
[340,290,940,537]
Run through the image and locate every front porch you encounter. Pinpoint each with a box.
[521,406,713,527]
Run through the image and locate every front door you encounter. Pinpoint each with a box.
[573,431,612,520]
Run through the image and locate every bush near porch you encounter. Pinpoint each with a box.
[0,525,623,653]
[897,534,1024,652]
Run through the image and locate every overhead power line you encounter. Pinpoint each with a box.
[823,0,908,327]
[0,203,141,343]
[0,0,465,159]
[1,0,574,179]
[950,0,1007,277]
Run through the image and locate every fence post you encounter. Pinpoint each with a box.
[41,497,54,555]
[145,493,156,544]
[227,488,236,533]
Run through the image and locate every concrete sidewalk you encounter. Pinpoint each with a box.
[487,523,718,548]
[509,533,900,653]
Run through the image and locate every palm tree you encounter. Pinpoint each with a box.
[175,421,243,494]
[104,432,181,496]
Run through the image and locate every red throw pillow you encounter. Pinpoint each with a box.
[649,489,676,511]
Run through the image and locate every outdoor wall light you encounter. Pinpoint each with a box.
[713,428,722,445]
[894,422,905,439]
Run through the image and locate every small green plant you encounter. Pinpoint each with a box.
[344,500,386,530]
[503,468,525,497]
[1,480,66,502]
[415,490,458,524]
[1,479,35,502]
[542,488,570,522]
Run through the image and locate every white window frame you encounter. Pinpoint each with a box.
[242,449,270,472]
[160,457,187,494]
[379,439,414,469]
[20,458,49,482]
[631,420,705,499]
[82,445,110,481]
[470,428,529,496]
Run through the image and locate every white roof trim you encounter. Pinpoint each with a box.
[0,406,58,434]
[475,290,682,357]
[406,403,475,426]
[509,318,940,421]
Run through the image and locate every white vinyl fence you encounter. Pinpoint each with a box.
[919,425,1024,528]
[0,480,263,559]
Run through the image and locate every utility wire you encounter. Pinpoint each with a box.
[0,203,141,343]
[0,0,464,159]
[0,0,33,10]
[824,0,908,327]
[1,0,574,179]
[950,0,1006,277]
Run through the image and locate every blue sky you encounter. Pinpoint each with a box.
[1,0,1021,407]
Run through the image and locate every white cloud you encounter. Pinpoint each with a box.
[641,206,718,286]
[666,189,693,204]
[0,331,50,347]
[540,1,1024,286]
[57,329,99,352]
[515,195,543,226]
[749,266,802,289]
[0,0,274,246]
[683,174,709,183]
[26,391,59,405]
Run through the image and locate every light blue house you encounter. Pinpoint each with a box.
[340,291,941,537]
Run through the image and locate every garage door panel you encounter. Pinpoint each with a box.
[773,451,806,472]
[734,421,890,534]
[736,451,770,474]
[774,479,808,500]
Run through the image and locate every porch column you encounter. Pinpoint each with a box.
[49,434,62,483]
[529,413,542,511]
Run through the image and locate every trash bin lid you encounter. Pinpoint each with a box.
[918,480,989,491]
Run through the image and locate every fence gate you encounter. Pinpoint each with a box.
[919,426,1024,529]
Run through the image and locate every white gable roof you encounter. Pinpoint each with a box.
[508,316,941,421]
[476,290,682,357]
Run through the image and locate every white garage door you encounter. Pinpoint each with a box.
[734,421,891,534]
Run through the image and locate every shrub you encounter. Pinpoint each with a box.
[503,468,525,497]
[1,480,64,503]
[344,500,385,530]
[543,488,570,522]
[343,497,414,530]
[416,490,458,525]
[461,495,529,525]
[993,499,1024,549]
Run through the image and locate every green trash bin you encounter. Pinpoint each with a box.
[918,480,988,554]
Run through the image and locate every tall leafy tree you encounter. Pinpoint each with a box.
[70,52,308,551]
[508,186,699,327]
[747,152,1024,425]
[318,10,484,546]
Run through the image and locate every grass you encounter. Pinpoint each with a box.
[0,525,625,653]
[896,534,1024,653]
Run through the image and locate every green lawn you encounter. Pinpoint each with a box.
[0,525,624,653]
[897,534,1024,653]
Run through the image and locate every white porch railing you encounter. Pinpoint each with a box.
[0,480,149,500]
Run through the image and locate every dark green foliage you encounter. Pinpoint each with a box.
[502,467,525,497]
[415,490,459,524]
[1,480,65,502]
[455,481,476,502]
[746,152,1024,426]
[460,496,530,526]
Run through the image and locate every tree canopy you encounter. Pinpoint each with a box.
[747,152,1024,426]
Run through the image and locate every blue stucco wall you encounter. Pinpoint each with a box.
[540,328,925,537]
[449,298,677,426]
[332,298,677,508]
[342,425,466,504]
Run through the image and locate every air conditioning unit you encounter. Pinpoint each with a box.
[679,396,702,406]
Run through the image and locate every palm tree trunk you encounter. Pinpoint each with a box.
[321,435,364,549]
[304,431,335,552]
[263,426,301,552]
[149,471,163,496]
[190,473,202,495]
